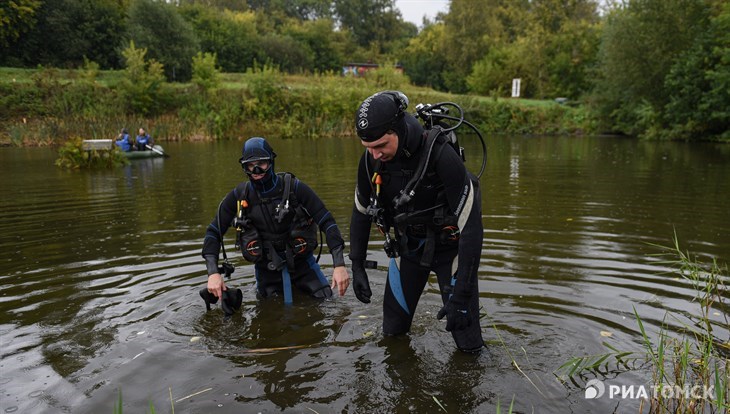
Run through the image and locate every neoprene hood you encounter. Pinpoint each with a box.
[355,91,409,142]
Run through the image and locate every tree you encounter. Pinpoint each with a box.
[543,19,601,99]
[248,0,334,20]
[333,0,405,52]
[440,0,517,93]
[449,0,600,98]
[0,0,42,48]
[400,22,449,90]
[118,41,167,115]
[467,46,512,96]
[176,0,248,12]
[191,51,220,93]
[258,33,313,73]
[128,0,200,81]
[661,2,730,140]
[179,5,259,73]
[591,0,711,135]
[284,18,351,73]
[1,0,126,68]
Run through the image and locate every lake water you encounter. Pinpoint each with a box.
[1,135,728,413]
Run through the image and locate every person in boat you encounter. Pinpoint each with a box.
[202,137,350,308]
[114,128,132,152]
[348,91,485,353]
[135,127,153,151]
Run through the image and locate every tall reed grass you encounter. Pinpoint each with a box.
[558,236,729,413]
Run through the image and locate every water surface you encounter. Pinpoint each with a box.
[1,135,728,413]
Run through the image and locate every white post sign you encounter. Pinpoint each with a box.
[511,78,521,98]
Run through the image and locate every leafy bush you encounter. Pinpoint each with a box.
[242,63,288,120]
[363,62,410,90]
[55,137,129,169]
[118,41,168,116]
[191,52,220,93]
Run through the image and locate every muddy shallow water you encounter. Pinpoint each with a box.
[1,135,728,413]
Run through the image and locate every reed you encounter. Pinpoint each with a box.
[557,235,729,413]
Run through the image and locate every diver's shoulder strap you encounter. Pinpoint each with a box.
[282,172,294,204]
[234,181,250,201]
[402,126,446,197]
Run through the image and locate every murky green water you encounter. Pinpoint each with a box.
[1,135,728,413]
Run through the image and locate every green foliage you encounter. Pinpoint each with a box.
[243,63,288,120]
[467,47,512,96]
[464,1,600,99]
[363,62,410,90]
[1,0,126,69]
[258,33,314,73]
[128,0,200,82]
[0,0,41,48]
[590,0,713,138]
[465,97,590,135]
[543,19,601,99]
[192,52,220,93]
[179,5,260,73]
[55,137,129,169]
[334,0,405,50]
[400,23,448,90]
[660,2,730,141]
[0,63,117,121]
[284,18,350,73]
[119,41,168,116]
[440,0,498,93]
[2,66,593,145]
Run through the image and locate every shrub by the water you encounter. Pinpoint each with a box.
[55,138,129,169]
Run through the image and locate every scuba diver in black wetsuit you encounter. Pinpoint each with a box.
[201,137,350,310]
[349,91,485,353]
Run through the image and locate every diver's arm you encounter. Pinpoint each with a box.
[201,189,239,297]
[294,179,350,295]
[349,154,373,263]
[349,154,375,303]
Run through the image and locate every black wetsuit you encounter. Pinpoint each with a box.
[203,173,346,300]
[349,114,485,351]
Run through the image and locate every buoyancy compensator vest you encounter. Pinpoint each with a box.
[361,97,487,267]
[234,173,318,269]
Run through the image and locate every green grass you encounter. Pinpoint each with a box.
[0,66,125,87]
[0,65,593,147]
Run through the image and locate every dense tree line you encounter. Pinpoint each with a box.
[1,0,727,140]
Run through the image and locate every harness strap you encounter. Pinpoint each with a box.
[282,266,293,305]
[420,226,436,267]
[274,173,293,223]
[393,127,445,210]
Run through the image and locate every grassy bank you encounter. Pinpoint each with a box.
[0,66,594,147]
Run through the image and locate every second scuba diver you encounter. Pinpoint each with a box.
[349,91,485,353]
[202,137,350,310]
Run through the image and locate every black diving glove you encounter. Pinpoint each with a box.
[351,260,372,304]
[437,294,471,331]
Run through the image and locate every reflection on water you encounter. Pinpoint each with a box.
[0,136,728,413]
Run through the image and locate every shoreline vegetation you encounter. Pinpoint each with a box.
[3,1,728,146]
[0,64,595,148]
[558,237,729,413]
